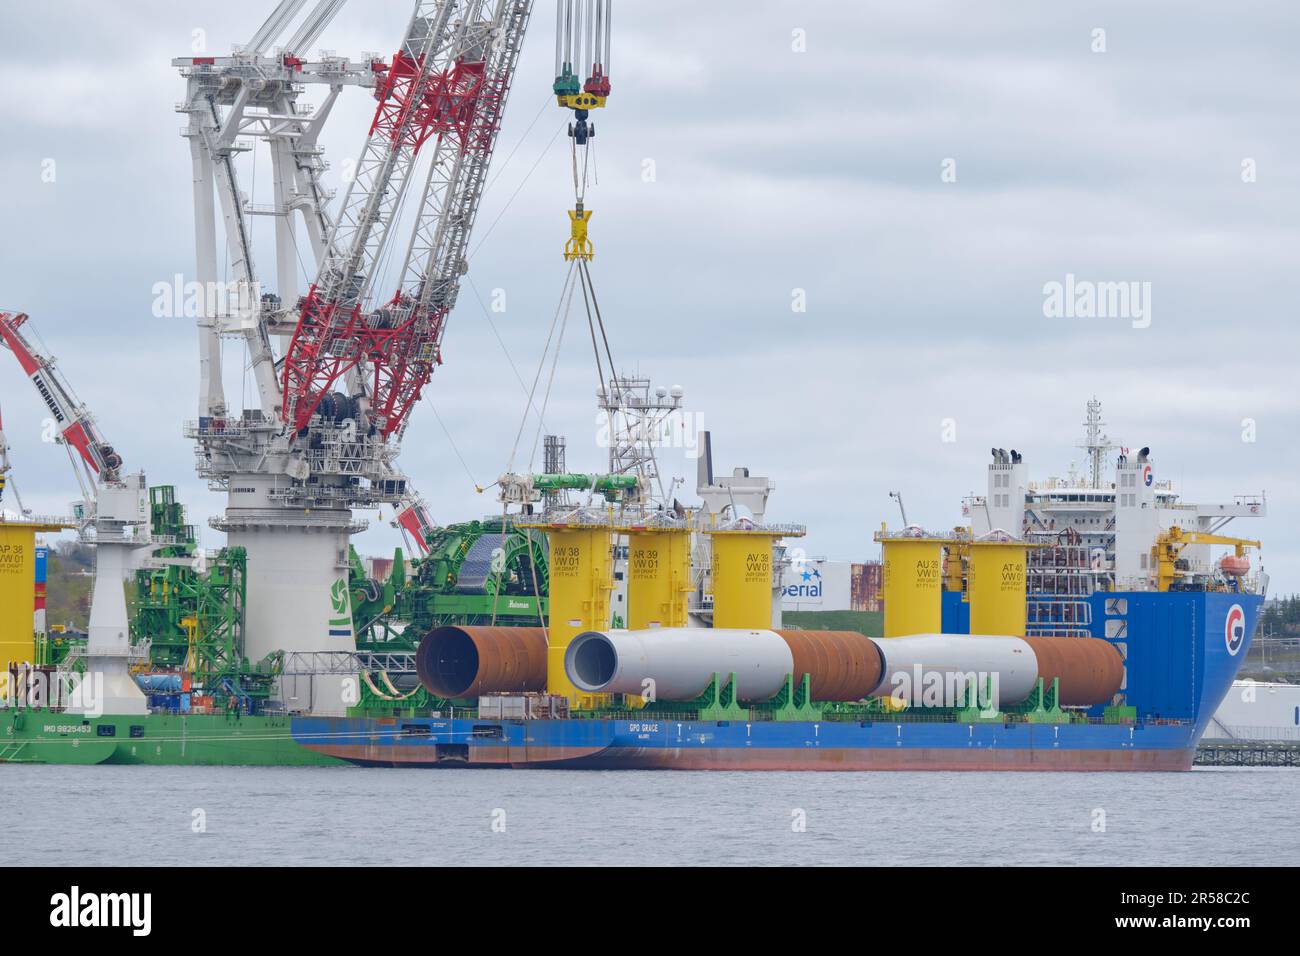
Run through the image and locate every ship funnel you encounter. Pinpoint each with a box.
[697,430,714,488]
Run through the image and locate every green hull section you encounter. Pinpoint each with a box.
[0,710,344,767]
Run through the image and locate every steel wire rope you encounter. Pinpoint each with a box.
[526,525,548,636]
[490,508,510,626]
[422,399,479,488]
[577,262,609,407]
[505,261,577,475]
[579,259,617,393]
[491,265,581,629]
[469,121,567,260]
[465,276,551,436]
[484,93,554,196]
[525,267,578,472]
[387,106,562,485]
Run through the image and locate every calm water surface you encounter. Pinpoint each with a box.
[3,765,1295,866]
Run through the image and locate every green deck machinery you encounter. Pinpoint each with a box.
[129,493,554,711]
[352,517,550,652]
[130,486,273,707]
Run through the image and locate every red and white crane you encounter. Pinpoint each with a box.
[0,311,125,504]
[281,0,533,441]
[0,309,149,714]
[175,1,541,710]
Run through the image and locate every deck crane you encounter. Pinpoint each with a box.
[176,0,365,423]
[392,492,437,553]
[344,3,606,556]
[180,0,440,557]
[172,1,615,710]
[0,311,125,505]
[174,1,546,711]
[0,310,149,714]
[1151,527,1262,593]
[281,0,534,441]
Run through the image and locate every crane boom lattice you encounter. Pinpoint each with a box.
[282,0,534,440]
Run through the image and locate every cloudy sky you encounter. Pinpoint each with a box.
[1,1,1297,591]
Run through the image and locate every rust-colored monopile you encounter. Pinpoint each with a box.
[775,630,883,702]
[416,626,549,699]
[1020,636,1124,706]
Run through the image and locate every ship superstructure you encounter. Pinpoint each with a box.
[965,399,1265,598]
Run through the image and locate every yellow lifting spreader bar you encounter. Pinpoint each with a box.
[565,203,594,261]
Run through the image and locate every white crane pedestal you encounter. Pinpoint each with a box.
[213,475,366,717]
[67,478,150,717]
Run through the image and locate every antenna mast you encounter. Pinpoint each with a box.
[1080,397,1114,489]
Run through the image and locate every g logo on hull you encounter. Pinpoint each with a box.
[1225,604,1246,656]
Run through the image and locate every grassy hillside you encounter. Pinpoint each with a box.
[781,609,882,637]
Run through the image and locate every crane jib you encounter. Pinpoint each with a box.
[0,313,42,377]
[0,311,114,476]
[280,0,533,441]
[283,293,450,437]
[369,53,490,152]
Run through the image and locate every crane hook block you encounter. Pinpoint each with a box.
[556,92,606,111]
[553,66,581,99]
[564,207,594,261]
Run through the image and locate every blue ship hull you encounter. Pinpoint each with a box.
[294,590,1260,771]
[292,713,1201,770]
